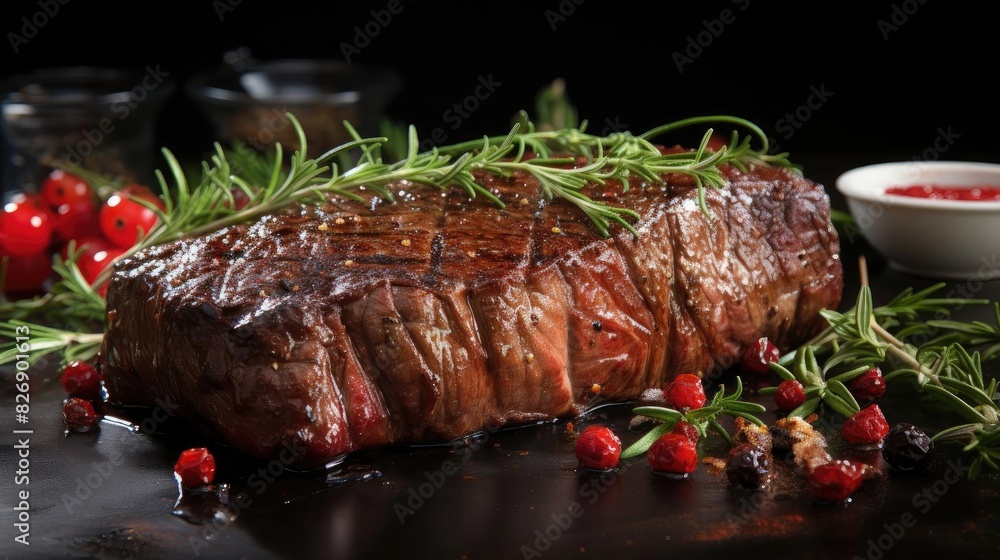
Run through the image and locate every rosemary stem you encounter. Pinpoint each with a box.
[778,327,838,366]
[67,332,105,345]
[872,322,943,386]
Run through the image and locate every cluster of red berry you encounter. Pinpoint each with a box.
[742,337,901,502]
[57,358,216,491]
[59,360,105,433]
[0,169,164,298]
[573,336,933,505]
[574,373,706,477]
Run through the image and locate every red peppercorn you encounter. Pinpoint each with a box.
[849,366,886,403]
[174,447,217,489]
[663,373,706,411]
[647,433,699,475]
[62,397,100,432]
[59,360,104,400]
[574,425,621,471]
[740,337,781,377]
[841,404,890,446]
[671,421,700,445]
[808,459,865,503]
[774,379,806,412]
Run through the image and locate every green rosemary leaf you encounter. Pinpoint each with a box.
[0,320,103,366]
[727,375,746,400]
[727,411,766,427]
[827,364,875,385]
[931,423,980,443]
[973,427,1000,448]
[709,418,733,445]
[923,384,991,424]
[969,456,984,480]
[826,379,861,414]
[621,422,672,460]
[683,406,724,423]
[804,386,825,399]
[938,377,996,408]
[631,406,683,424]
[769,362,796,382]
[788,397,821,419]
[720,400,768,415]
[821,391,859,418]
[979,454,998,476]
[882,368,924,385]
[856,286,877,346]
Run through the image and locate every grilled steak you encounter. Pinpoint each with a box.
[100,161,843,468]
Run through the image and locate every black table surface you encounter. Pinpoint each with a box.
[2,152,1000,560]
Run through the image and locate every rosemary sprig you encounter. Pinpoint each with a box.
[0,242,106,332]
[755,259,1000,478]
[133,111,784,261]
[0,320,103,366]
[0,109,789,368]
[620,377,766,459]
[922,302,1000,361]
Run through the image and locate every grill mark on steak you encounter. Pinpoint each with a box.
[101,161,843,468]
[427,231,445,282]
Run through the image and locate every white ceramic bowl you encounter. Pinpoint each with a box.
[836,160,1000,281]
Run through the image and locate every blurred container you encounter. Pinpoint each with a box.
[186,56,400,159]
[1,66,175,199]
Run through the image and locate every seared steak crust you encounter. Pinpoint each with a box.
[101,162,842,468]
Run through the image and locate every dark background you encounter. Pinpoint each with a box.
[1,0,998,196]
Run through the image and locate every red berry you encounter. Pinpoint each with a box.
[59,360,104,399]
[99,184,165,248]
[74,237,125,295]
[62,397,100,432]
[647,433,699,475]
[841,404,890,446]
[174,447,217,489]
[808,459,865,503]
[663,373,706,410]
[774,379,806,412]
[41,170,94,208]
[849,367,886,403]
[0,193,53,257]
[671,421,700,445]
[49,200,101,244]
[1,251,52,296]
[574,425,621,471]
[741,337,781,377]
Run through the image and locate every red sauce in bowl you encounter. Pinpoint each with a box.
[885,184,1000,201]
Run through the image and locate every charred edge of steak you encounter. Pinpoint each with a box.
[101,163,843,468]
